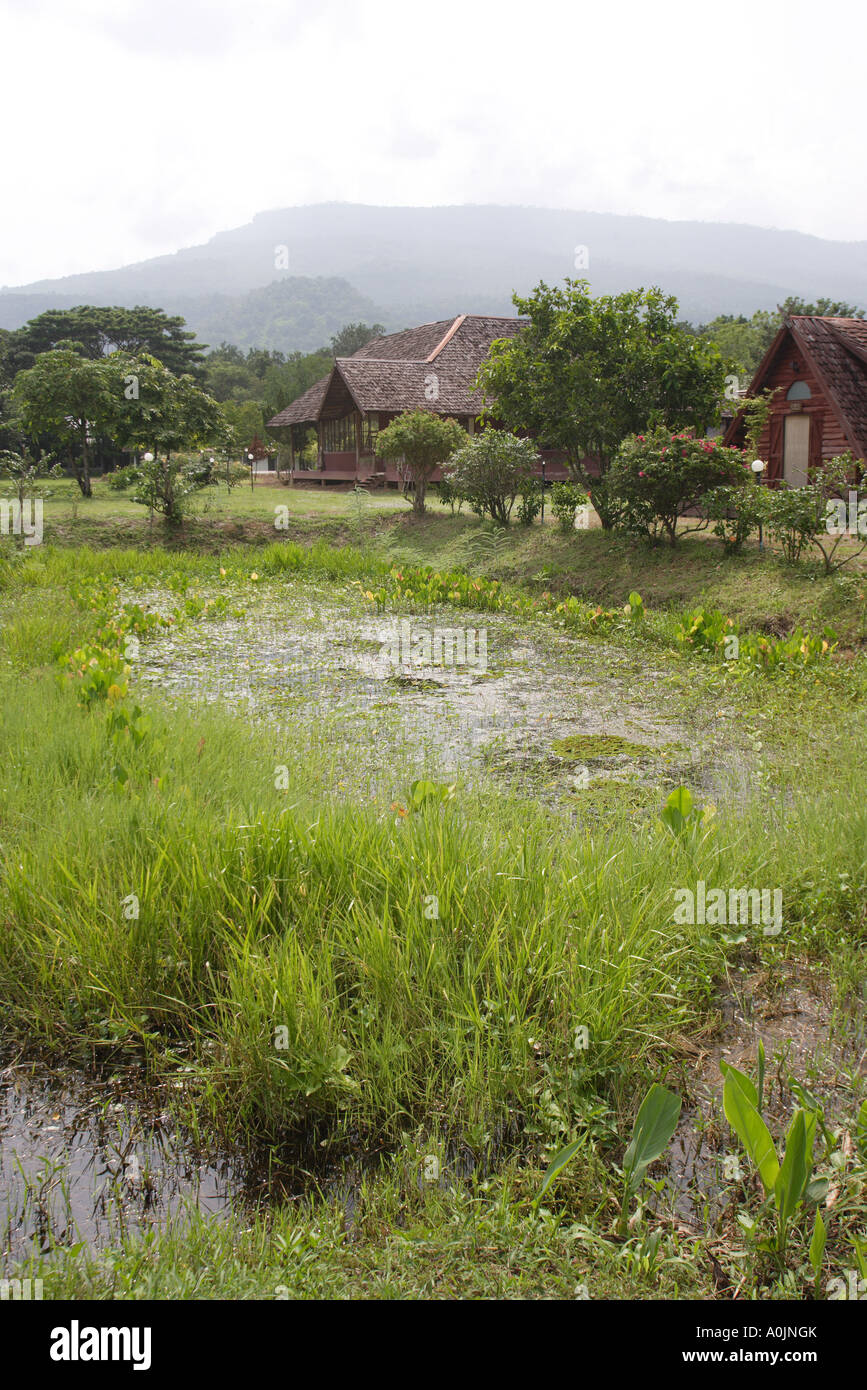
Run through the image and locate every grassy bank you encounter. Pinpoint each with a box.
[27,475,867,649]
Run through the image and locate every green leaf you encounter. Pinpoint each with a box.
[719,1058,758,1110]
[804,1177,829,1206]
[723,1072,779,1195]
[623,1083,682,1195]
[809,1209,827,1280]
[661,785,694,834]
[775,1109,808,1231]
[856,1098,867,1164]
[535,1139,583,1206]
[410,779,437,808]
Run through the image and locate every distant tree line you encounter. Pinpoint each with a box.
[688,297,865,381]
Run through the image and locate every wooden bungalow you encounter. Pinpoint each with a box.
[266,314,570,486]
[724,316,867,484]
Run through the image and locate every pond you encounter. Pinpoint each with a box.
[131,575,744,811]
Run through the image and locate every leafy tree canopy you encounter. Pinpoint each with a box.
[696,297,866,380]
[478,279,730,525]
[330,322,385,357]
[376,409,466,514]
[2,305,206,382]
[13,349,227,496]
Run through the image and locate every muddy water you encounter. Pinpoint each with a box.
[132,579,725,806]
[664,965,867,1229]
[0,1062,241,1267]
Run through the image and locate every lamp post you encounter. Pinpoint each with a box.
[540,459,547,523]
[247,450,255,491]
[751,458,766,550]
[143,452,155,528]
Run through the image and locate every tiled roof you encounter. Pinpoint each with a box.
[267,315,525,427]
[351,319,459,361]
[267,375,330,426]
[790,316,867,458]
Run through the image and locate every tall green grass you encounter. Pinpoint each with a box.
[1,542,865,1156]
[1,657,864,1150]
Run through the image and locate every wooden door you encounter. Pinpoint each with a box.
[783,414,810,487]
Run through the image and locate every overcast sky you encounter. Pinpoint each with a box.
[2,0,864,286]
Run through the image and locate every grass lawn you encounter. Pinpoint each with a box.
[0,487,865,1301]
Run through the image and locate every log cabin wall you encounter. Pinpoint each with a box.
[753,331,833,481]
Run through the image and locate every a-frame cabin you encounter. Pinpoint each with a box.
[724,316,867,484]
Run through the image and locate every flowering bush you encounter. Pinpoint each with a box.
[606,426,749,545]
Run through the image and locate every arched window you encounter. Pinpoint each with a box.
[786,380,812,400]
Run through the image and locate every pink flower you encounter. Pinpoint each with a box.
[638,470,645,476]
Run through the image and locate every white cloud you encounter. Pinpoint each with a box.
[1,0,864,286]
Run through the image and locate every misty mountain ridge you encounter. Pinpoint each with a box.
[2,203,865,354]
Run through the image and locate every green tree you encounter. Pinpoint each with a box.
[375,410,466,514]
[106,353,228,459]
[444,428,539,524]
[697,313,777,379]
[221,400,267,453]
[0,448,62,506]
[4,306,206,380]
[13,349,117,496]
[777,296,864,321]
[330,322,385,357]
[700,299,866,381]
[478,280,729,527]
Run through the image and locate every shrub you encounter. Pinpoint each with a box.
[443,429,539,525]
[606,426,749,545]
[131,453,211,525]
[760,484,824,564]
[436,474,463,514]
[106,466,136,491]
[375,410,466,515]
[550,481,588,532]
[705,483,765,553]
[517,480,543,525]
[800,452,866,575]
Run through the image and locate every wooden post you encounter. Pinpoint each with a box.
[355,411,361,481]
